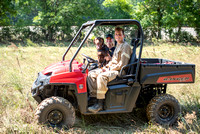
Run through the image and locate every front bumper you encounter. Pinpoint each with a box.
[31,72,51,103]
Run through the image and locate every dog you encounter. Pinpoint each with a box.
[93,37,111,68]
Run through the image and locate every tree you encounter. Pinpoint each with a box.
[133,0,199,41]
[133,0,171,39]
[0,0,16,26]
[12,0,38,26]
[33,0,103,41]
[102,0,133,19]
[162,0,200,41]
[183,0,200,40]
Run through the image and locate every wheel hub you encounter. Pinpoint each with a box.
[48,110,63,124]
[158,105,174,120]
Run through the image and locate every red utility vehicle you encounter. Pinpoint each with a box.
[31,19,195,128]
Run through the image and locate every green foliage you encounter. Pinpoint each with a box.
[133,0,199,42]
[103,0,133,19]
[0,0,199,43]
[0,0,16,25]
[133,0,173,39]
[12,0,38,26]
[0,27,12,41]
[26,39,38,47]
[163,0,200,42]
[32,0,103,41]
[0,26,45,42]
[176,31,197,43]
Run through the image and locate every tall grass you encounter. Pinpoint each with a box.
[0,42,199,133]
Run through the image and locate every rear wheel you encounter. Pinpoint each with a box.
[147,94,181,126]
[35,96,75,128]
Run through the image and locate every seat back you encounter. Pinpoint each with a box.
[126,38,140,75]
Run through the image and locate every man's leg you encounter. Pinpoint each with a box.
[87,68,102,98]
[96,71,119,99]
[88,71,118,113]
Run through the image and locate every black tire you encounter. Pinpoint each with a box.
[35,96,75,128]
[147,94,181,126]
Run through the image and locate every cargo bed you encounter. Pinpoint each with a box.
[139,58,195,84]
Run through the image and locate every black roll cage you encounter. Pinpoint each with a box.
[62,19,144,82]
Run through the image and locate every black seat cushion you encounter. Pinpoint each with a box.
[107,78,128,86]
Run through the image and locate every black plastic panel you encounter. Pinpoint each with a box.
[139,58,195,84]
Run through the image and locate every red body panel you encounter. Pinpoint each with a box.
[157,74,193,83]
[41,60,88,93]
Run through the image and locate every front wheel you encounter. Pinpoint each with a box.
[146,94,181,126]
[35,96,75,128]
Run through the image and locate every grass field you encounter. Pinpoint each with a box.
[0,42,199,133]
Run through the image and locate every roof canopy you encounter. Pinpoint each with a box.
[82,19,141,27]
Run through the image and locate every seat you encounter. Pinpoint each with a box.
[107,38,140,86]
[107,78,128,86]
[126,38,140,75]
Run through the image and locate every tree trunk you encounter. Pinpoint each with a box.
[176,25,182,42]
[157,6,163,39]
[47,26,54,41]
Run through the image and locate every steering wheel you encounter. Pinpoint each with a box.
[81,54,97,63]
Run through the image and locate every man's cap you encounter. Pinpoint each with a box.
[106,34,113,39]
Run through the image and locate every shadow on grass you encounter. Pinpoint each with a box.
[75,108,149,132]
[73,97,200,133]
